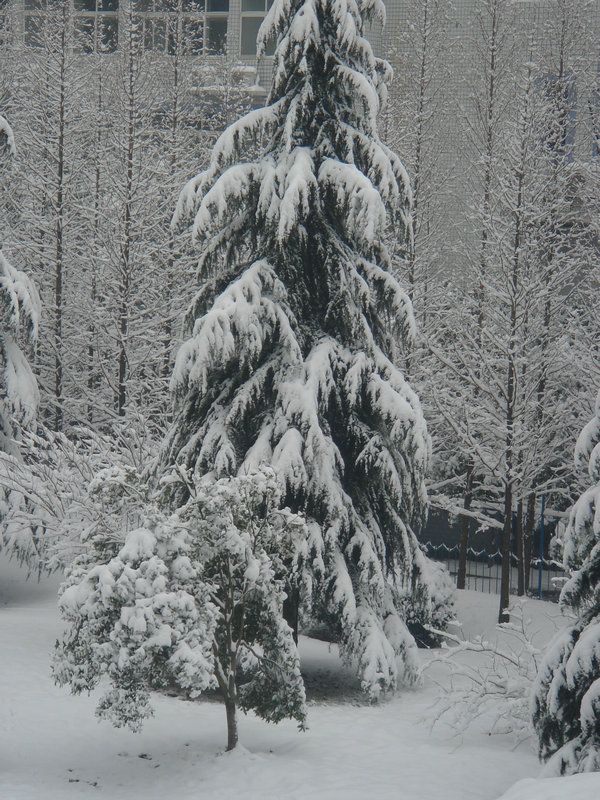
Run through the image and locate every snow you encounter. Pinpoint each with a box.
[574,389,600,479]
[318,158,386,246]
[0,113,15,155]
[496,773,600,800]
[1,553,585,799]
[2,336,40,424]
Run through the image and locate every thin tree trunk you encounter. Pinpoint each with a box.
[283,586,299,644]
[407,0,430,304]
[224,693,238,751]
[88,68,103,423]
[499,483,513,623]
[457,465,474,590]
[118,15,136,417]
[524,490,536,593]
[515,498,525,596]
[54,13,67,431]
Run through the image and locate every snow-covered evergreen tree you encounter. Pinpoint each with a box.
[532,389,600,775]
[0,114,40,564]
[161,0,447,693]
[53,467,307,751]
[0,115,39,454]
[0,114,15,161]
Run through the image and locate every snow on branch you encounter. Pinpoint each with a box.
[192,163,263,244]
[255,147,319,243]
[349,603,419,698]
[332,62,380,121]
[0,251,41,342]
[319,159,386,247]
[171,260,301,400]
[424,601,547,746]
[575,390,600,480]
[338,124,403,204]
[561,488,600,575]
[277,147,318,241]
[260,0,321,64]
[172,104,281,231]
[0,252,41,441]
[0,114,15,157]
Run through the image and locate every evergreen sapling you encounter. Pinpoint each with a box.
[532,389,600,774]
[53,466,307,751]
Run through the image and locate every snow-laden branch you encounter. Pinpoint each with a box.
[0,114,15,156]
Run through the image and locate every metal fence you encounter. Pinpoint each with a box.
[424,542,566,601]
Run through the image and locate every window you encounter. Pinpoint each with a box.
[73,0,118,53]
[136,0,228,55]
[23,0,47,47]
[206,13,226,53]
[241,0,274,56]
[23,0,118,50]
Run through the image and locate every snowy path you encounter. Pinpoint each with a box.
[0,558,552,800]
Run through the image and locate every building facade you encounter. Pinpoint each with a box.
[1,1,600,98]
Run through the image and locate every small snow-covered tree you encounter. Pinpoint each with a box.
[161,0,448,694]
[174,468,307,750]
[53,467,307,751]
[532,389,600,775]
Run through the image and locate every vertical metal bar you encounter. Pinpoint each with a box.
[538,494,546,600]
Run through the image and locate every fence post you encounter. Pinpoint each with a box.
[538,494,546,600]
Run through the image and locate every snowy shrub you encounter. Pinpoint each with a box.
[532,389,600,775]
[426,600,543,745]
[401,554,455,648]
[54,512,217,731]
[54,467,307,751]
[0,418,155,573]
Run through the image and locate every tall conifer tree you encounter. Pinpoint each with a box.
[0,114,41,565]
[162,0,445,693]
[0,115,39,454]
[532,389,600,774]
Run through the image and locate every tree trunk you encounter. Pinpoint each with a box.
[515,499,525,596]
[499,484,513,624]
[283,585,299,644]
[54,16,67,431]
[524,491,536,594]
[224,694,238,751]
[457,465,474,590]
[117,6,136,418]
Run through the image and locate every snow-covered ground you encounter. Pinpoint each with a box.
[1,553,598,800]
[497,773,600,800]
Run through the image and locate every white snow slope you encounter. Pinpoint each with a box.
[1,553,599,800]
[497,773,600,800]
